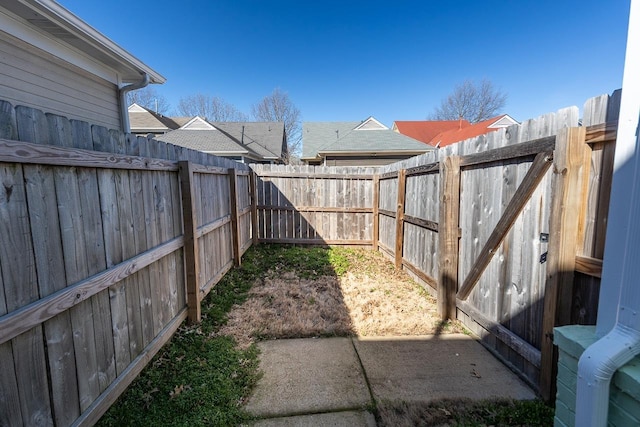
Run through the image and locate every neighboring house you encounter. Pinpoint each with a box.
[0,0,164,132]
[302,116,433,166]
[128,103,184,135]
[156,116,287,164]
[393,114,518,148]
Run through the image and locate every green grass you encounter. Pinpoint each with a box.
[97,245,350,426]
[99,246,552,426]
[254,244,352,279]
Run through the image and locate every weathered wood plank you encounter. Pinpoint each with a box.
[459,136,556,167]
[254,172,374,179]
[402,260,437,290]
[196,215,232,239]
[179,161,201,323]
[256,205,372,213]
[584,121,617,145]
[457,152,554,300]
[0,138,178,171]
[126,135,155,349]
[539,126,589,402]
[457,299,541,368]
[574,255,603,278]
[0,157,53,425]
[406,162,439,177]
[403,214,438,232]
[25,112,82,425]
[72,308,188,427]
[437,156,460,320]
[250,171,259,245]
[0,237,184,345]
[12,106,57,425]
[229,168,242,266]
[372,175,379,251]
[257,238,372,245]
[138,138,164,337]
[394,169,407,268]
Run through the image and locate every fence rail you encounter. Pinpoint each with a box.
[249,91,621,400]
[0,100,254,427]
[0,90,622,425]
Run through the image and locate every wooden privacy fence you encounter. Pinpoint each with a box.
[0,100,254,426]
[251,91,620,401]
[251,164,377,245]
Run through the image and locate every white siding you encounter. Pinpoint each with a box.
[0,30,121,130]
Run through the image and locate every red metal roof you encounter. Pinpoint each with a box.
[394,115,511,148]
[430,115,509,147]
[393,120,470,144]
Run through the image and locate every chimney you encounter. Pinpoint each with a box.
[241,125,245,144]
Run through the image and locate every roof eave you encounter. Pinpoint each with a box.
[15,0,165,84]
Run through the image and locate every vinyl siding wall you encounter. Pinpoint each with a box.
[0,30,121,130]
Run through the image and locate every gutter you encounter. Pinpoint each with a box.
[119,73,149,133]
[576,326,640,426]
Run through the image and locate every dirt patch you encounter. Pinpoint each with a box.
[218,248,466,348]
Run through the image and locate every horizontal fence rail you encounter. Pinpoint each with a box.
[0,100,254,427]
[0,90,622,425]
[252,164,377,246]
[248,92,620,398]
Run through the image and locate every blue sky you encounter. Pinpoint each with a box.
[59,0,630,126]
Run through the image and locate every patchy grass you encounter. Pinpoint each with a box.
[219,245,467,348]
[98,244,503,426]
[97,245,363,426]
[97,247,271,427]
[376,398,554,426]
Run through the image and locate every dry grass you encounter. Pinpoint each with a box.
[376,398,554,426]
[218,247,466,348]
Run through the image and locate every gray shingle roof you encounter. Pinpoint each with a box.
[302,119,432,160]
[212,122,285,160]
[302,121,359,159]
[156,129,249,154]
[155,121,286,161]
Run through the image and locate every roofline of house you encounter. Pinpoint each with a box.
[3,0,165,84]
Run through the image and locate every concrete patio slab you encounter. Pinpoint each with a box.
[244,338,371,418]
[353,334,536,404]
[249,410,377,427]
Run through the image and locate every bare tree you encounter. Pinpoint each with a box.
[126,86,170,114]
[177,94,247,121]
[251,88,301,163]
[429,79,507,123]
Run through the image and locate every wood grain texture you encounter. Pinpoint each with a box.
[372,175,380,250]
[457,152,553,300]
[229,168,242,266]
[394,169,407,268]
[438,156,460,320]
[0,137,178,171]
[179,161,201,323]
[539,126,588,402]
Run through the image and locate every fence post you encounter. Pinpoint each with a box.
[178,161,201,323]
[438,156,461,320]
[228,168,242,267]
[372,174,379,251]
[250,170,259,245]
[539,126,589,402]
[394,169,407,268]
